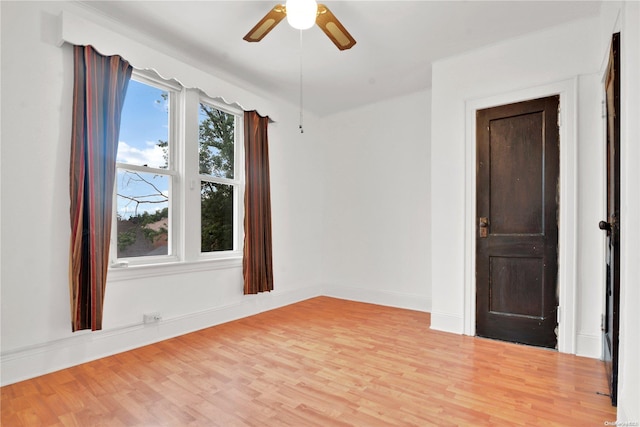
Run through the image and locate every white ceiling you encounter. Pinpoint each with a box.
[78,1,602,116]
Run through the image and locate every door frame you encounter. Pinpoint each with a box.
[463,78,578,354]
[602,31,621,406]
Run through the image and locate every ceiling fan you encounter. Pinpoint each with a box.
[243,0,356,51]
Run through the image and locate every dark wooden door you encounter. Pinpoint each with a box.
[476,96,560,349]
[600,32,620,407]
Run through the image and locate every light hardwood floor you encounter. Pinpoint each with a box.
[1,297,615,426]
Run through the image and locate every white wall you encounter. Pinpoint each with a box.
[2,2,637,418]
[0,1,325,385]
[431,3,640,420]
[576,72,607,357]
[431,19,602,357]
[319,91,432,312]
[594,1,640,420]
[0,0,432,387]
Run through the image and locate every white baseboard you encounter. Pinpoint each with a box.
[0,286,322,386]
[430,311,464,334]
[575,333,602,359]
[322,284,431,313]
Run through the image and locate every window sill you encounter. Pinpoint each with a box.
[107,256,242,282]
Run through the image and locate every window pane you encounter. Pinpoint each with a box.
[199,103,234,179]
[201,181,234,252]
[118,80,169,169]
[116,170,169,258]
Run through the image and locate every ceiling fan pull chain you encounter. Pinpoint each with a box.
[299,29,304,134]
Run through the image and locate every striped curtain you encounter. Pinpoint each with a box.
[69,45,132,331]
[243,111,274,294]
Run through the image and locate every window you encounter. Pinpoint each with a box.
[113,76,176,263]
[111,72,243,267]
[198,100,241,254]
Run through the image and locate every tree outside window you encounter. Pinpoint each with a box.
[112,74,242,265]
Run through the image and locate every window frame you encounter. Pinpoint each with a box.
[110,72,180,267]
[197,95,245,260]
[109,71,245,271]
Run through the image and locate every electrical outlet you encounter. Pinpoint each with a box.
[143,312,162,324]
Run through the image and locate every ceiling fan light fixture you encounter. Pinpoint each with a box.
[243,2,356,50]
[285,0,318,30]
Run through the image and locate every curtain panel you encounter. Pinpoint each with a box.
[69,45,132,331]
[243,111,274,294]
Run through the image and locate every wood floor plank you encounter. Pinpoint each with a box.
[1,297,615,426]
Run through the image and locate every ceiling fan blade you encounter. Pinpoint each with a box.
[243,5,287,43]
[315,4,356,50]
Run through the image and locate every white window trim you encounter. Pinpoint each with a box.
[110,71,245,274]
[110,71,180,267]
[197,94,245,261]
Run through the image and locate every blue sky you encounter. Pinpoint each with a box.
[118,80,168,168]
[116,79,169,219]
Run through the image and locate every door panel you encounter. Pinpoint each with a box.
[489,256,544,317]
[601,32,620,407]
[476,96,560,349]
[489,113,544,235]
